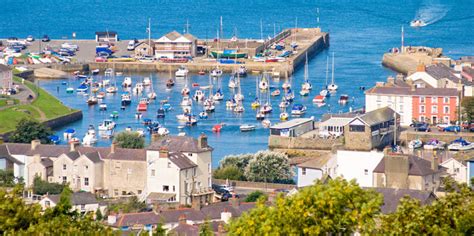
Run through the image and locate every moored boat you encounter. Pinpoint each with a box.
[291,104,307,116]
[240,124,256,132]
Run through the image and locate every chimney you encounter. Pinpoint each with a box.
[110,142,116,154]
[375,82,385,87]
[159,147,169,158]
[31,139,41,150]
[230,194,240,208]
[178,214,187,225]
[198,133,208,149]
[192,198,202,210]
[33,154,41,163]
[107,214,117,225]
[416,62,426,72]
[387,76,395,85]
[220,208,232,224]
[431,157,438,172]
[69,142,78,152]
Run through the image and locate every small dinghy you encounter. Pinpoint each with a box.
[240,124,256,132]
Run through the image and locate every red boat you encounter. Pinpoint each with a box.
[137,98,148,111]
[312,95,325,103]
[265,58,278,63]
[212,124,222,132]
[192,83,200,87]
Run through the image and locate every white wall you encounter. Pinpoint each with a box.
[365,94,412,126]
[297,167,323,187]
[146,151,181,202]
[441,158,467,183]
[407,72,438,88]
[185,151,212,190]
[333,150,384,187]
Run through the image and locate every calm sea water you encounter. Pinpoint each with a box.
[4,0,474,166]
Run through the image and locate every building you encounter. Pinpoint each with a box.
[467,158,474,186]
[330,150,384,187]
[373,151,445,191]
[134,42,155,57]
[440,158,468,183]
[365,80,459,126]
[368,187,437,214]
[296,155,332,187]
[39,192,105,215]
[146,135,214,205]
[318,113,356,138]
[0,64,12,93]
[270,118,314,137]
[344,107,398,151]
[154,31,197,59]
[95,31,118,42]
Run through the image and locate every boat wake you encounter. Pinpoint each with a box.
[412,3,450,26]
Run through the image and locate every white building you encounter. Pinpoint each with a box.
[440,158,467,183]
[365,85,413,126]
[39,192,106,215]
[331,150,384,187]
[154,31,196,59]
[296,155,333,187]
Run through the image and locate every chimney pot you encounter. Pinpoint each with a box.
[31,139,41,150]
[416,62,426,72]
[178,214,187,225]
[69,142,78,152]
[159,147,169,158]
[110,142,116,154]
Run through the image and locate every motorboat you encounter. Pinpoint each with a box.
[166,79,175,87]
[211,68,223,77]
[135,112,142,119]
[116,72,123,76]
[212,124,222,132]
[97,92,106,100]
[279,99,289,108]
[48,135,61,144]
[76,83,88,93]
[147,92,157,100]
[136,128,145,137]
[156,108,166,118]
[143,118,153,125]
[181,87,190,96]
[408,139,423,149]
[98,120,116,131]
[205,104,215,112]
[291,104,307,116]
[143,77,151,86]
[121,93,132,106]
[260,103,272,114]
[282,82,291,90]
[175,66,189,77]
[186,116,198,126]
[68,137,80,145]
[299,89,310,96]
[213,89,224,101]
[238,66,247,77]
[313,95,326,104]
[63,128,76,140]
[137,98,148,111]
[448,138,474,151]
[280,112,289,121]
[133,82,144,94]
[181,96,193,106]
[320,89,329,97]
[99,102,107,111]
[302,81,312,91]
[423,139,445,150]
[193,90,205,101]
[100,79,110,87]
[66,87,74,94]
[106,86,118,93]
[228,77,237,89]
[339,94,349,104]
[157,127,170,136]
[82,131,97,146]
[271,89,281,96]
[91,69,100,75]
[256,112,265,120]
[240,124,256,132]
[122,77,132,87]
[162,102,172,111]
[86,95,98,105]
[251,98,261,109]
[262,119,271,128]
[110,111,119,119]
[410,20,427,28]
[199,111,208,119]
[105,68,114,76]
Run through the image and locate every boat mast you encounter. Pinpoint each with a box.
[316,8,320,28]
[401,25,404,53]
[260,19,263,41]
[304,52,308,82]
[147,18,151,56]
[331,52,335,85]
[294,17,298,43]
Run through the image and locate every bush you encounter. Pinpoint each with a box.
[213,166,246,181]
[244,191,267,202]
[33,176,65,195]
[9,119,52,144]
[113,131,145,149]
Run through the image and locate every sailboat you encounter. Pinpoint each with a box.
[320,56,330,97]
[181,74,190,95]
[251,78,261,109]
[300,52,312,96]
[213,75,224,101]
[259,74,269,90]
[86,76,98,105]
[327,52,338,92]
[106,65,118,93]
[259,88,272,114]
[147,74,156,100]
[233,73,244,101]
[204,75,216,112]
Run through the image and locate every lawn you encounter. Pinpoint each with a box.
[0,77,78,133]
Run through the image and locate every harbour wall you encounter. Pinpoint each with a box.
[268,135,342,151]
[399,130,474,144]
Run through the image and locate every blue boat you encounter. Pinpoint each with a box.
[76,83,88,92]
[291,104,307,116]
[63,128,76,139]
[162,103,172,111]
[48,135,61,144]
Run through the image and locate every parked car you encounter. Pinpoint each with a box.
[61,42,79,51]
[443,126,461,132]
[7,37,18,43]
[95,57,107,62]
[436,123,451,131]
[26,35,35,42]
[127,40,138,51]
[42,35,50,42]
[415,123,430,132]
[221,192,239,202]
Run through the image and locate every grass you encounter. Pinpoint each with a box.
[0,77,77,133]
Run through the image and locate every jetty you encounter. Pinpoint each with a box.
[381,46,446,74]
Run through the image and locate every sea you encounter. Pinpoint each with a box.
[2,0,473,167]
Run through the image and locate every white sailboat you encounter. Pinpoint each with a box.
[147,74,156,100]
[233,73,244,101]
[300,52,312,96]
[251,78,261,109]
[320,56,330,97]
[181,74,190,95]
[327,52,338,92]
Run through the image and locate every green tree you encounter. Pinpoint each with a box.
[213,166,245,181]
[108,196,147,213]
[114,131,145,149]
[9,118,53,144]
[154,221,166,236]
[0,169,16,187]
[244,151,292,183]
[95,208,103,221]
[244,191,267,202]
[0,185,41,234]
[219,154,253,170]
[199,219,213,236]
[32,175,65,195]
[461,96,474,122]
[228,178,383,235]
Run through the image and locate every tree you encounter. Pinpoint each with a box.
[228,178,383,235]
[461,96,474,122]
[32,175,65,195]
[213,166,245,181]
[9,118,53,144]
[219,154,253,170]
[244,151,292,183]
[154,221,166,236]
[114,131,145,149]
[199,219,213,236]
[95,208,103,221]
[0,169,16,187]
[108,196,147,213]
[244,191,267,202]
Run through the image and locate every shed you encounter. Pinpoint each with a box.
[95,31,118,42]
[270,118,314,137]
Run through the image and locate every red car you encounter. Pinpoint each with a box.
[95,57,107,62]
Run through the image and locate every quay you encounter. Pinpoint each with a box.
[381,46,447,74]
[25,28,329,77]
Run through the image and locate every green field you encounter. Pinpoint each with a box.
[0,77,77,133]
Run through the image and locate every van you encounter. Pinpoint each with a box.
[127,40,136,51]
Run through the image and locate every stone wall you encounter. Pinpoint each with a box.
[268,135,341,151]
[400,130,474,144]
[344,125,372,151]
[213,178,296,190]
[43,110,83,130]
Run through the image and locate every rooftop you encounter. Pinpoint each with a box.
[46,192,98,205]
[367,187,436,214]
[0,64,11,72]
[168,152,197,169]
[365,86,458,97]
[297,155,332,169]
[270,118,313,129]
[373,154,446,176]
[358,107,396,127]
[147,136,213,153]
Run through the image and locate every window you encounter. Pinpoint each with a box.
[349,125,365,132]
[444,116,450,123]
[399,97,404,103]
[444,97,449,103]
[63,164,67,170]
[208,163,211,173]
[115,162,121,169]
[185,170,188,178]
[399,104,404,113]
[377,103,381,109]
[431,97,437,103]
[193,168,196,176]
[127,168,132,174]
[84,177,89,186]
[62,176,67,184]
[85,165,88,170]
[45,200,50,207]
[420,105,425,113]
[419,116,426,122]
[302,168,307,175]
[173,185,176,192]
[167,162,171,168]
[444,106,449,114]
[163,185,169,192]
[364,169,368,175]
[376,95,381,102]
[138,190,142,194]
[420,96,425,103]
[114,189,119,196]
[187,153,193,157]
[81,204,85,212]
[454,168,459,173]
[151,169,155,177]
[122,191,127,195]
[432,105,438,114]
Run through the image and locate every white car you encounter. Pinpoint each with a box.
[127,40,137,51]
[26,35,35,42]
[61,42,79,51]
[219,185,234,192]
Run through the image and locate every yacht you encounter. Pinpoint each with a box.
[98,120,116,131]
[410,20,427,28]
[327,53,338,92]
[291,104,307,116]
[271,89,281,97]
[175,66,189,77]
[104,68,114,76]
[133,82,144,94]
[122,77,132,87]
[156,108,166,118]
[423,139,445,150]
[137,98,148,111]
[262,119,271,128]
[226,99,237,108]
[448,138,474,151]
[181,96,193,106]
[256,112,265,120]
[211,68,223,77]
[259,76,269,90]
[233,104,245,113]
[238,66,247,77]
[193,90,205,101]
[181,87,190,96]
[99,102,107,111]
[199,111,208,119]
[240,124,256,132]
[338,94,349,105]
[228,77,237,88]
[63,128,76,140]
[260,103,272,114]
[251,98,261,109]
[86,95,98,105]
[280,112,289,121]
[143,77,151,86]
[213,89,224,101]
[121,93,131,106]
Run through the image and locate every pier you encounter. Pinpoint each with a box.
[28,28,329,77]
[381,46,445,74]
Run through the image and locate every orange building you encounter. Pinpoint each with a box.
[412,93,458,124]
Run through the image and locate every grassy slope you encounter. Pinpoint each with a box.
[0,77,77,133]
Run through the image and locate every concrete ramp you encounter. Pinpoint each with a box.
[34,67,68,79]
